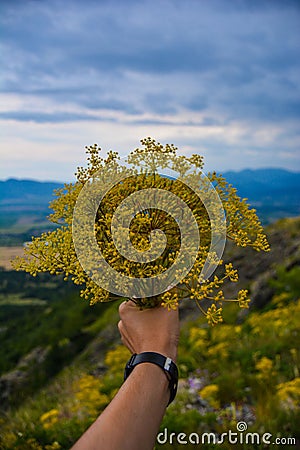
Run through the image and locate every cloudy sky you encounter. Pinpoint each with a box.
[1,0,299,181]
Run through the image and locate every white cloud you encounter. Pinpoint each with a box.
[0,0,299,180]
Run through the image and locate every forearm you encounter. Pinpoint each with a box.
[71,363,169,450]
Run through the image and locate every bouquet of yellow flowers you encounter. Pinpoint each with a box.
[13,138,269,325]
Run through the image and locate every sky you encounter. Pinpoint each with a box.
[1,0,300,182]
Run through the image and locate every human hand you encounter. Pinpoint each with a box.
[118,301,179,362]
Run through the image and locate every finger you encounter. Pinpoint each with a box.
[119,299,137,317]
[117,319,123,333]
[124,339,135,354]
[118,320,134,352]
[118,301,128,315]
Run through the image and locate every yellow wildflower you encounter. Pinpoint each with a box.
[255,357,274,380]
[40,409,59,430]
[237,289,251,308]
[73,374,109,418]
[189,327,208,352]
[277,377,300,409]
[199,384,220,408]
[161,291,179,311]
[225,263,238,282]
[206,304,223,326]
[207,342,229,359]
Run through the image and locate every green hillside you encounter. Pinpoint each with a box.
[0,218,299,449]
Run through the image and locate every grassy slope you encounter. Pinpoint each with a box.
[0,218,299,449]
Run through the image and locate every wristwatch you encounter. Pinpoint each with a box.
[124,352,178,406]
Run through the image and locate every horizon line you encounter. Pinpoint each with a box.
[1,166,300,184]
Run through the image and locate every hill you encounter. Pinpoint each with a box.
[0,217,299,449]
[0,179,63,203]
[221,168,300,223]
[0,179,63,245]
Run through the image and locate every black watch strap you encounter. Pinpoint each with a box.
[124,352,178,406]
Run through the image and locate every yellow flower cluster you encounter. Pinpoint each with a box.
[189,327,208,353]
[255,356,274,380]
[277,377,300,409]
[224,263,238,282]
[14,438,60,450]
[161,291,179,310]
[72,374,109,418]
[199,384,220,409]
[206,304,223,326]
[207,342,229,359]
[40,409,59,430]
[248,299,300,337]
[12,137,270,325]
[104,345,131,373]
[237,289,251,308]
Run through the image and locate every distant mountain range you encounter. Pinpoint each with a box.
[0,168,299,244]
[221,168,300,198]
[0,179,64,244]
[219,168,300,222]
[0,178,63,204]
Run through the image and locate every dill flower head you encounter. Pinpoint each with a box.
[206,304,223,326]
[12,137,270,326]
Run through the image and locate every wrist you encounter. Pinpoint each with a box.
[124,352,178,406]
[134,363,170,388]
[126,363,170,408]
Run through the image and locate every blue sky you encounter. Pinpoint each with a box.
[1,0,299,181]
